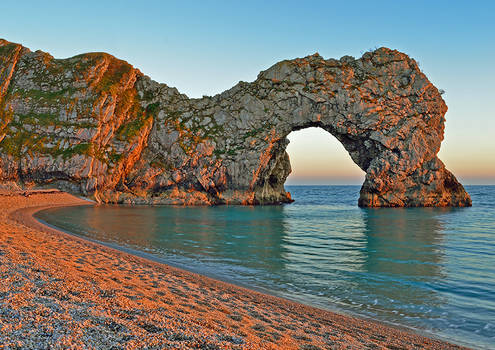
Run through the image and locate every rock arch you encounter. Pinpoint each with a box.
[0,39,471,206]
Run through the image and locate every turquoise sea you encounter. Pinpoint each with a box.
[35,185,495,349]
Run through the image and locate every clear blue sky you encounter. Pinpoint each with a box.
[1,0,494,184]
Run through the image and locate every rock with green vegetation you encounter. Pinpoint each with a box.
[0,39,471,206]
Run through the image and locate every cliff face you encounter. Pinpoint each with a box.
[0,39,471,206]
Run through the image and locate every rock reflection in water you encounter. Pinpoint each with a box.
[360,208,450,318]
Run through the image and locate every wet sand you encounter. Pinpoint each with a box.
[0,189,467,349]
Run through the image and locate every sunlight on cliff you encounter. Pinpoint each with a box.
[285,127,365,185]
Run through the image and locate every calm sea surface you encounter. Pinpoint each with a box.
[36,185,495,349]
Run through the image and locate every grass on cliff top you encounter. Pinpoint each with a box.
[0,42,19,60]
[94,57,134,94]
[0,49,154,167]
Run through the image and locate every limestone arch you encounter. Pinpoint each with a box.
[218,49,472,207]
[0,39,471,207]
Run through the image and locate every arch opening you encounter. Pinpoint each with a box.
[285,127,365,187]
[253,125,369,205]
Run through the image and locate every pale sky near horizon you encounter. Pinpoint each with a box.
[1,1,493,185]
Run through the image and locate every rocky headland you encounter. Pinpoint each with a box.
[0,39,471,206]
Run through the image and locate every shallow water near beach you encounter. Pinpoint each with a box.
[36,185,495,349]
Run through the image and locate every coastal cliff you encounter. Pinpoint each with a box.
[0,39,471,206]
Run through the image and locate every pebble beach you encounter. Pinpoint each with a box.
[0,190,468,349]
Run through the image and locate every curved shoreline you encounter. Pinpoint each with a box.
[1,190,468,349]
[31,204,461,343]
